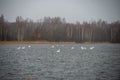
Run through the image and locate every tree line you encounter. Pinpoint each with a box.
[0,14,120,43]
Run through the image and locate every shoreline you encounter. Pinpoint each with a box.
[0,41,117,44]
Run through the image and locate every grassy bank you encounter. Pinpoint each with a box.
[0,41,114,44]
[0,41,76,44]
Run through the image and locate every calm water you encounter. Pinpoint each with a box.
[0,44,120,80]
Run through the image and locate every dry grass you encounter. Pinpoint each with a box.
[0,41,115,44]
[0,41,76,44]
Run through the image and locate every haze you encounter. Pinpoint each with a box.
[0,0,120,23]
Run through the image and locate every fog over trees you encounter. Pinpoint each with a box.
[0,14,120,43]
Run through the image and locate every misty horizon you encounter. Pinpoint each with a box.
[0,0,120,23]
[1,15,120,24]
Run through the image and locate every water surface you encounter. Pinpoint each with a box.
[0,44,120,80]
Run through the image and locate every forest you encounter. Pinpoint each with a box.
[0,14,120,43]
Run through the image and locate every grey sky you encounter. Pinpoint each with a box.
[0,0,120,23]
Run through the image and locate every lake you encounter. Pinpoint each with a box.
[0,44,120,80]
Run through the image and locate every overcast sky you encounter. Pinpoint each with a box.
[0,0,120,23]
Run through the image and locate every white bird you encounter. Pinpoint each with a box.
[71,47,74,50]
[21,46,25,49]
[81,46,86,50]
[28,45,31,48]
[90,47,95,50]
[56,49,60,53]
[51,45,55,48]
[17,47,21,50]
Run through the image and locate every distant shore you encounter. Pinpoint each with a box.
[0,41,115,44]
[0,41,75,44]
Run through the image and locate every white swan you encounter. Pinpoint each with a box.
[90,47,94,50]
[51,45,55,48]
[81,46,86,50]
[21,46,25,49]
[28,45,31,48]
[17,47,21,50]
[71,47,74,50]
[56,49,60,53]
